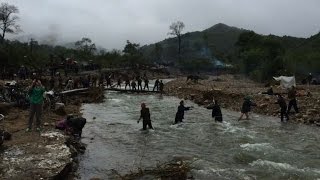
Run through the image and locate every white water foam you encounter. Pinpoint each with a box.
[240,143,274,151]
[250,159,320,175]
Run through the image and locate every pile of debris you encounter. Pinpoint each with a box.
[110,160,193,180]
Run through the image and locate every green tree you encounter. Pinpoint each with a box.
[75,37,96,60]
[123,40,144,68]
[154,43,163,62]
[236,31,286,82]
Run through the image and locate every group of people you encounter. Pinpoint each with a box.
[275,86,299,122]
[138,85,301,131]
[26,74,302,133]
[138,99,223,131]
[119,76,165,93]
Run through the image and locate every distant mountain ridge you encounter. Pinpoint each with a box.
[141,23,247,63]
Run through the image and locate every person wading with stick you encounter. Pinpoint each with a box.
[26,79,45,132]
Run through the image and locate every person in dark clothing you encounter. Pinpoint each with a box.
[238,96,257,121]
[287,86,299,114]
[175,100,191,124]
[66,116,87,138]
[116,77,122,88]
[106,75,112,88]
[125,78,131,90]
[131,80,137,91]
[276,94,289,122]
[159,80,164,94]
[137,77,142,91]
[138,103,153,130]
[207,99,223,122]
[144,78,149,91]
[153,79,160,91]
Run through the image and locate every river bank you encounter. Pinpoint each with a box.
[0,87,104,179]
[164,75,320,126]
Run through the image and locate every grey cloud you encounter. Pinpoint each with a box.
[4,0,320,49]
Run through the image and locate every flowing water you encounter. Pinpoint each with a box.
[77,90,320,180]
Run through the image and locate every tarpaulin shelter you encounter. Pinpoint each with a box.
[273,76,296,89]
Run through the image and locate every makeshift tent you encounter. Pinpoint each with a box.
[273,76,296,89]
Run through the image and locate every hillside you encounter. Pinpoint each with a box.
[141,23,247,64]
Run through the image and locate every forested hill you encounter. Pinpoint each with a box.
[141,23,247,63]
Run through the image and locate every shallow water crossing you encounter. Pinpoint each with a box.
[77,91,320,179]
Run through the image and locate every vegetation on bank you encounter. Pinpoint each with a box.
[1,2,319,82]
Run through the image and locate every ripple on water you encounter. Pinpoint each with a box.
[240,143,274,152]
[250,159,320,177]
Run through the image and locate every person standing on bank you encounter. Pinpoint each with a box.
[207,98,223,122]
[138,103,153,130]
[27,79,45,132]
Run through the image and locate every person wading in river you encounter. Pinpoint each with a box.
[238,96,257,121]
[159,80,164,94]
[26,79,45,132]
[275,94,289,122]
[207,98,223,122]
[138,103,153,130]
[287,86,299,114]
[175,100,192,124]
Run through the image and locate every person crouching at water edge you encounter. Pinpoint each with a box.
[207,99,223,122]
[175,100,192,124]
[138,103,153,130]
[26,79,45,132]
[238,96,257,121]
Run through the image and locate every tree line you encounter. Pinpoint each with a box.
[1,2,319,81]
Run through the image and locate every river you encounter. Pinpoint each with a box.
[77,90,320,180]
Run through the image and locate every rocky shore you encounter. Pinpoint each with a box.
[0,87,104,179]
[164,75,320,126]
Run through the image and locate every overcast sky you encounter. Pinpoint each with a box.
[3,0,320,49]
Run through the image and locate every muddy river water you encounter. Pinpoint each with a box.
[77,90,320,179]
